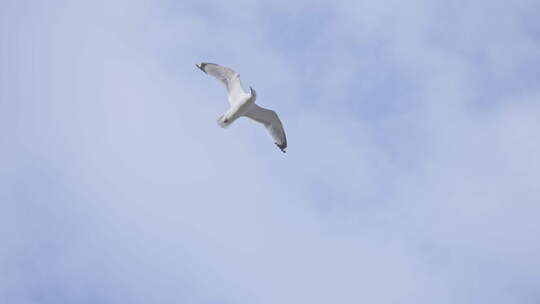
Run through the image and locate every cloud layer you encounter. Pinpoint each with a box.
[1,0,540,303]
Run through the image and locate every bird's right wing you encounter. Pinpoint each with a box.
[244,104,287,153]
[196,62,244,100]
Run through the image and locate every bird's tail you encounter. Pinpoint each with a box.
[217,115,232,128]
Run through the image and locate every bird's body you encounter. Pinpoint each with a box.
[218,87,255,127]
[196,62,287,152]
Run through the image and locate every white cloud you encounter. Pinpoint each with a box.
[1,0,539,303]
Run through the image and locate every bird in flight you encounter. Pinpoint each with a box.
[196,62,287,153]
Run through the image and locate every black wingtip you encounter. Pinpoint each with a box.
[196,63,207,73]
[275,143,287,153]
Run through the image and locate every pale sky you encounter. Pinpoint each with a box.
[1,0,540,303]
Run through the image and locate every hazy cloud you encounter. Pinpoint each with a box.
[1,0,539,303]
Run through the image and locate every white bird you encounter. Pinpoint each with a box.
[196,62,287,153]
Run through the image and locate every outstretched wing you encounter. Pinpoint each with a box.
[244,104,287,153]
[196,62,244,101]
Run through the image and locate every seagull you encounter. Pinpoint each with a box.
[196,62,287,153]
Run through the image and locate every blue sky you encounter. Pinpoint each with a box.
[1,0,540,303]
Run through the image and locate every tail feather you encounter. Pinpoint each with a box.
[217,115,231,128]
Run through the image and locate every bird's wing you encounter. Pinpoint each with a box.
[196,62,244,103]
[244,104,287,153]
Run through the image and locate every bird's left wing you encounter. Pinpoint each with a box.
[196,62,244,100]
[244,104,287,153]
